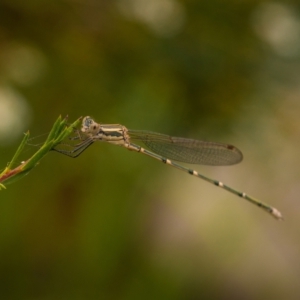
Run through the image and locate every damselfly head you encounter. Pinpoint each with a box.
[81,116,99,134]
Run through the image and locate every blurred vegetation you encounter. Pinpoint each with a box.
[0,0,300,299]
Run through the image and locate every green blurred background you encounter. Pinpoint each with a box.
[1,0,300,299]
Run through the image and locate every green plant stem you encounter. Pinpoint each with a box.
[0,115,82,188]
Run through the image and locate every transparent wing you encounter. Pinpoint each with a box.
[128,130,243,166]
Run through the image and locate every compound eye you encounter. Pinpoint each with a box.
[82,116,92,127]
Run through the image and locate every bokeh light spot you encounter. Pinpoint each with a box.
[117,0,185,37]
[0,86,31,145]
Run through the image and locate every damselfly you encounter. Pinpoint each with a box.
[54,116,283,220]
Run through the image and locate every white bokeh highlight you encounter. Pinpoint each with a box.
[0,86,31,145]
[251,3,300,57]
[117,0,186,37]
